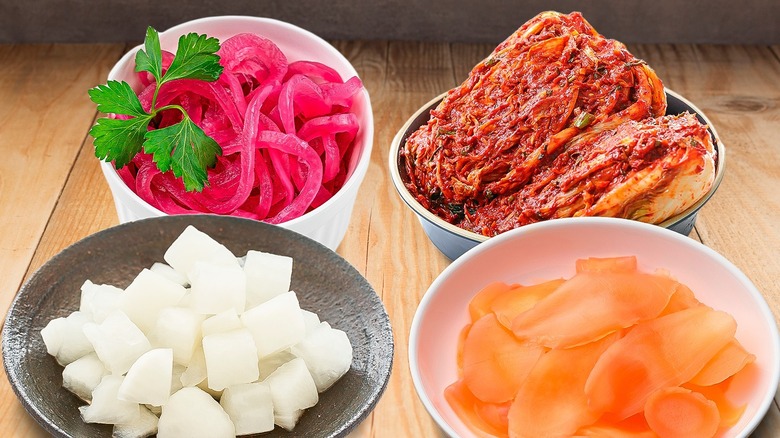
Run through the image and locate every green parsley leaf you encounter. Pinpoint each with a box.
[162,33,223,84]
[135,27,163,85]
[88,26,224,192]
[144,117,222,192]
[89,115,153,168]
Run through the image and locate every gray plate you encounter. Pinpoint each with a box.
[2,215,394,438]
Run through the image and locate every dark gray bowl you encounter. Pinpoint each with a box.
[389,89,725,260]
[2,215,393,438]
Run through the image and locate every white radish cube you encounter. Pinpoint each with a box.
[118,348,173,406]
[62,352,108,402]
[220,382,274,435]
[189,261,246,314]
[41,313,94,366]
[82,310,151,375]
[301,309,321,335]
[258,349,296,381]
[266,357,318,430]
[163,226,239,280]
[40,316,66,358]
[157,387,235,438]
[274,410,304,432]
[79,375,141,425]
[121,268,187,334]
[112,405,159,438]
[202,329,259,391]
[201,309,242,337]
[243,250,293,309]
[79,280,123,323]
[150,306,204,365]
[241,291,306,357]
[150,261,189,286]
[292,322,353,392]
[180,345,207,388]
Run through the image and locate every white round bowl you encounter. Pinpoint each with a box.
[100,16,374,251]
[409,217,779,438]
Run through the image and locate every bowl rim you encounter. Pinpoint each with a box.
[389,89,726,242]
[408,216,780,438]
[99,15,375,228]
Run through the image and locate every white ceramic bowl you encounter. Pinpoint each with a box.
[100,16,374,251]
[409,217,779,438]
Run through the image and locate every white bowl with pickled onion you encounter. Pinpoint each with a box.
[99,16,373,250]
[409,217,779,438]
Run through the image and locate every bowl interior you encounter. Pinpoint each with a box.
[101,16,374,240]
[390,90,725,255]
[3,215,393,438]
[409,217,778,438]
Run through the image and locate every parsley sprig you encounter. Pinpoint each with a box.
[88,27,224,192]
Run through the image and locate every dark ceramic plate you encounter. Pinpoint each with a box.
[2,215,394,438]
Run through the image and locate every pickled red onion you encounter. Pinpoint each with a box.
[119,33,363,222]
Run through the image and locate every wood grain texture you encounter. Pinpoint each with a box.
[1,39,779,437]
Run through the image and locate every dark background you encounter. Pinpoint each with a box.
[2,0,778,44]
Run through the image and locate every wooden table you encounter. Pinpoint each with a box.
[1,40,779,437]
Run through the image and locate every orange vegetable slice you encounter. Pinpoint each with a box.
[688,338,756,386]
[469,281,516,323]
[684,376,749,429]
[658,282,702,316]
[643,386,720,438]
[444,379,509,438]
[576,256,638,273]
[511,271,677,348]
[456,323,472,376]
[574,414,656,437]
[490,279,565,330]
[462,313,544,403]
[585,306,737,420]
[507,333,618,437]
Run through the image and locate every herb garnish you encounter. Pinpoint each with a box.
[88,27,224,192]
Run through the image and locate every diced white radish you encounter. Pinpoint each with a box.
[79,375,141,425]
[149,262,189,287]
[118,348,173,406]
[150,306,204,365]
[41,317,66,357]
[180,345,207,388]
[202,329,259,391]
[42,311,94,366]
[219,382,274,435]
[243,250,292,309]
[79,280,123,323]
[258,349,297,381]
[157,387,235,438]
[82,310,151,375]
[201,309,242,337]
[189,261,246,314]
[240,291,306,357]
[121,268,187,334]
[112,404,159,438]
[274,410,304,432]
[266,357,318,430]
[62,352,108,402]
[301,309,321,335]
[163,226,239,281]
[292,322,353,392]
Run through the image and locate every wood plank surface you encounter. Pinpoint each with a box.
[1,40,779,438]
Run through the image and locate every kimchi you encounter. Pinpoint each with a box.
[400,11,716,236]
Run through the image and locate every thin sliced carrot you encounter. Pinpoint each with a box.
[574,414,656,437]
[688,338,756,386]
[490,279,565,330]
[507,333,618,438]
[643,386,720,438]
[585,306,737,420]
[444,379,509,438]
[658,282,701,316]
[469,281,516,323]
[576,256,638,273]
[511,271,677,348]
[684,376,749,429]
[462,313,544,403]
